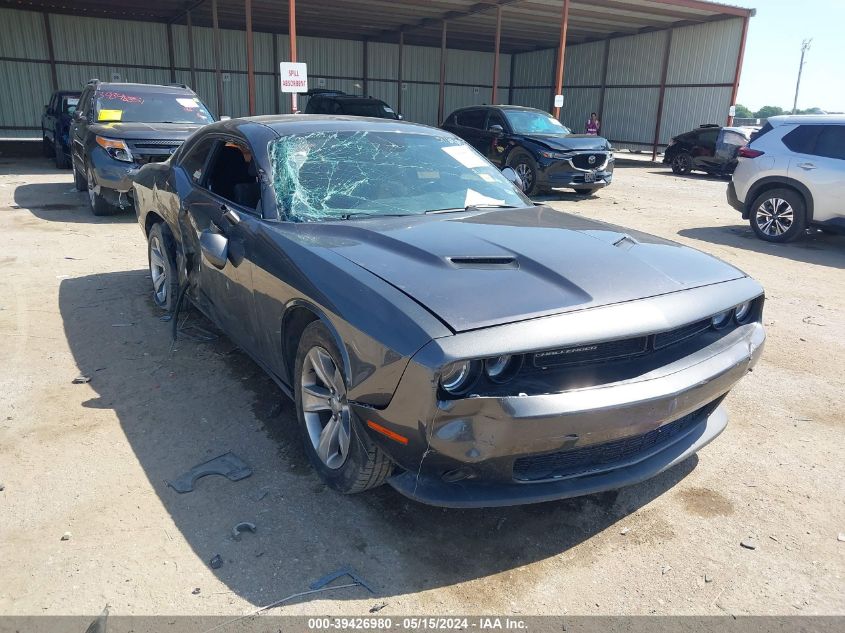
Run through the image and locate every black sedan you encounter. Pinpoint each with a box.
[133,116,765,507]
[663,124,751,177]
[442,105,613,196]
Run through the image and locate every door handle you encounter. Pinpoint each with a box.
[797,162,816,170]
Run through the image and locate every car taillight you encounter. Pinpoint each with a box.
[739,147,764,158]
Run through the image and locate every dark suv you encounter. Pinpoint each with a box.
[663,124,751,177]
[70,80,214,215]
[41,90,81,169]
[442,105,613,196]
[304,90,400,119]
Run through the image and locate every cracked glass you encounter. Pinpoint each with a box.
[268,130,528,222]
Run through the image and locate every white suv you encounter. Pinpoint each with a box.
[727,115,845,242]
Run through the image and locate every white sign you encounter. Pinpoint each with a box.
[554,94,564,108]
[110,72,121,82]
[280,62,308,93]
[473,86,479,95]
[317,77,327,88]
[729,105,737,117]
[222,72,231,83]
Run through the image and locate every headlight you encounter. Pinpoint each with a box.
[711,310,732,329]
[734,301,753,323]
[540,150,571,159]
[439,360,479,395]
[484,355,522,383]
[95,136,133,162]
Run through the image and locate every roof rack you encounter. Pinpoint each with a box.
[305,88,346,97]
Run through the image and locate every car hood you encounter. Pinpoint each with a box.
[284,207,746,333]
[88,121,204,140]
[522,134,610,152]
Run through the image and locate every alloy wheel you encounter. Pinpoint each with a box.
[86,167,97,208]
[673,154,691,173]
[514,162,533,192]
[148,235,168,305]
[300,346,351,470]
[755,197,794,237]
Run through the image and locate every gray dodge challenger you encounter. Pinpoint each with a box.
[132,115,765,507]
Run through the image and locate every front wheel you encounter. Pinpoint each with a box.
[749,188,807,243]
[54,141,69,169]
[507,152,540,196]
[86,165,115,216]
[294,322,393,494]
[147,223,179,311]
[671,153,693,175]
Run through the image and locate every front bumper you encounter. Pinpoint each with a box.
[537,155,614,190]
[362,317,764,508]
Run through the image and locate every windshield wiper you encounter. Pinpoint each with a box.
[426,204,520,215]
[337,212,416,220]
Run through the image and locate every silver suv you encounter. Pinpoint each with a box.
[727,115,845,242]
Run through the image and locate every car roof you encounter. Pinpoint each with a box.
[214,114,447,136]
[329,95,387,104]
[92,82,196,94]
[767,114,845,126]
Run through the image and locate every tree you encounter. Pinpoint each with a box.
[755,105,785,119]
[733,104,754,118]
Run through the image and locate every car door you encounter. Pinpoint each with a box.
[454,109,487,153]
[70,87,93,169]
[178,134,265,353]
[693,128,719,169]
[788,124,845,222]
[482,109,509,167]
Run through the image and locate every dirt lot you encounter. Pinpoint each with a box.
[0,157,843,617]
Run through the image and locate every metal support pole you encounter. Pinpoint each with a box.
[491,5,502,104]
[597,38,610,122]
[212,0,224,117]
[791,38,811,115]
[652,28,673,162]
[245,0,256,115]
[289,0,298,113]
[553,0,570,118]
[397,31,404,114]
[42,12,58,91]
[272,35,280,113]
[438,20,447,125]
[727,15,749,125]
[508,53,515,104]
[186,10,197,91]
[166,22,176,83]
[363,39,369,96]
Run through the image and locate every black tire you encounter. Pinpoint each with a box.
[749,188,807,243]
[73,160,87,191]
[86,165,115,216]
[54,141,69,169]
[294,321,393,494]
[671,152,693,175]
[42,133,52,158]
[507,151,540,196]
[147,223,180,311]
[573,188,593,195]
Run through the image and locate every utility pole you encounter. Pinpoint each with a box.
[792,39,812,114]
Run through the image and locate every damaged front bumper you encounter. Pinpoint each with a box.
[356,296,765,507]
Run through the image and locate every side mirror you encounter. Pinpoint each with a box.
[200,230,229,269]
[501,167,524,192]
[397,113,404,120]
[489,124,504,135]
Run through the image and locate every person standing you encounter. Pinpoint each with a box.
[586,112,601,135]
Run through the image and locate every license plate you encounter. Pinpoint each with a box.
[584,171,596,183]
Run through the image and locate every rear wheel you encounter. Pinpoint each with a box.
[147,223,179,311]
[294,321,393,494]
[54,141,69,169]
[749,188,807,243]
[507,151,539,196]
[86,165,115,216]
[42,133,52,158]
[671,152,693,175]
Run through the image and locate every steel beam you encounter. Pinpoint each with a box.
[42,12,58,91]
[492,5,502,104]
[727,15,750,125]
[186,10,197,91]
[166,22,176,82]
[397,31,404,114]
[245,0,256,115]
[553,0,570,118]
[437,20,447,125]
[652,28,673,161]
[212,0,224,117]
[289,0,298,113]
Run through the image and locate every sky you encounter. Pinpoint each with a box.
[736,0,845,113]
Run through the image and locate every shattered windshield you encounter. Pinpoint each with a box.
[505,110,570,135]
[268,131,529,222]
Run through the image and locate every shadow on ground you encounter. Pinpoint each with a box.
[678,224,845,270]
[648,170,729,183]
[59,268,698,606]
[12,181,135,224]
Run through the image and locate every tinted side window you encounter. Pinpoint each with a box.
[179,137,217,184]
[206,140,261,212]
[487,111,506,130]
[782,125,822,154]
[457,109,486,129]
[698,129,719,147]
[813,125,845,160]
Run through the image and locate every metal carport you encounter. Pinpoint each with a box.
[0,0,754,156]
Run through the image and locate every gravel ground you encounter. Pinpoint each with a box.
[0,157,842,617]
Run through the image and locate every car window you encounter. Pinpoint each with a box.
[339,100,397,119]
[503,110,570,135]
[94,90,213,124]
[456,109,486,129]
[487,111,506,131]
[64,96,79,115]
[179,136,217,185]
[698,129,719,147]
[782,125,823,154]
[206,140,261,212]
[268,130,529,222]
[720,130,748,147]
[813,125,845,160]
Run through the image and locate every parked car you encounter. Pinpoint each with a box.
[727,114,845,242]
[441,105,614,196]
[664,124,751,177]
[41,90,81,169]
[133,115,765,508]
[70,80,214,216]
[304,90,400,119]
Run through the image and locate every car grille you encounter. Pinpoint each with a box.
[512,406,707,482]
[126,139,183,165]
[571,152,608,170]
[533,336,648,368]
[654,318,711,349]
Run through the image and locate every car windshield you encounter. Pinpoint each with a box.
[95,91,213,124]
[504,110,571,135]
[268,130,529,222]
[340,101,398,119]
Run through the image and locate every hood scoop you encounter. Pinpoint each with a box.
[447,255,518,269]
